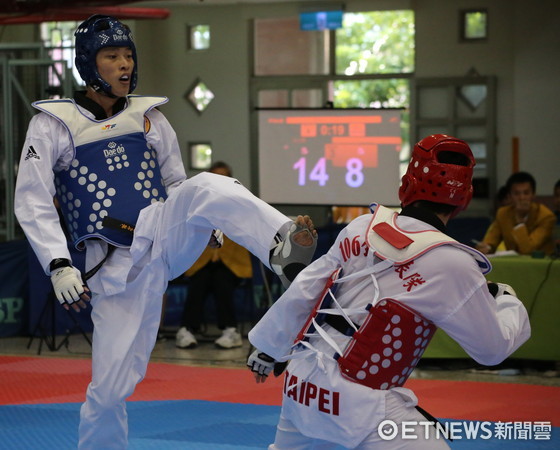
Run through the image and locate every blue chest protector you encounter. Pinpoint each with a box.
[34,95,169,249]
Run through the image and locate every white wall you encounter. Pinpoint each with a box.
[512,0,560,195]
[414,0,515,190]
[133,0,560,200]
[134,3,283,186]
[414,0,560,195]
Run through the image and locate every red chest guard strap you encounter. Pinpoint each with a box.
[337,298,436,390]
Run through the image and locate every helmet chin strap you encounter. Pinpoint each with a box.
[90,83,118,99]
[102,90,118,99]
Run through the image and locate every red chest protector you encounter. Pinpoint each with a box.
[336,298,436,390]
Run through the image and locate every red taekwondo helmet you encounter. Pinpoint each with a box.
[398,134,475,218]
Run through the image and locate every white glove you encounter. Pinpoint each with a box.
[50,266,85,305]
[247,349,276,379]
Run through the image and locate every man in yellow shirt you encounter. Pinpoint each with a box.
[477,172,555,255]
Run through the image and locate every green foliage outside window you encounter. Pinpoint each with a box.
[464,11,487,39]
[333,11,414,168]
[333,79,409,109]
[40,21,78,47]
[335,11,414,75]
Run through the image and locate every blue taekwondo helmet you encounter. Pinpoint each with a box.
[74,15,138,96]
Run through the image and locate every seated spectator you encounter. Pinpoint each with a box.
[331,206,370,224]
[476,171,556,255]
[175,162,253,349]
[495,184,511,210]
[491,185,512,252]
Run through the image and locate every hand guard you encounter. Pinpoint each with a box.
[488,282,517,298]
[51,266,85,305]
[247,349,276,378]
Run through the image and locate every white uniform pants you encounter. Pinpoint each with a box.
[270,390,450,450]
[78,173,290,449]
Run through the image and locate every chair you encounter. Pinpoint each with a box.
[447,216,491,246]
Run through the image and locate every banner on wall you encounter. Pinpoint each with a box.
[27,241,92,337]
[0,240,29,337]
[0,239,93,338]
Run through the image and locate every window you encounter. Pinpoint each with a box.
[185,79,215,113]
[252,10,415,200]
[189,143,212,170]
[335,11,414,75]
[40,21,82,93]
[253,10,414,110]
[461,10,488,41]
[332,79,409,109]
[188,24,211,50]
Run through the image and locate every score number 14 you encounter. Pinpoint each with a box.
[293,156,364,188]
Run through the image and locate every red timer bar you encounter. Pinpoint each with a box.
[285,115,382,139]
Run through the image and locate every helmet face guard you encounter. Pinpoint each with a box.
[398,134,475,218]
[74,15,138,96]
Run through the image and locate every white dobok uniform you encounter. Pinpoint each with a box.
[15,96,291,449]
[249,206,531,449]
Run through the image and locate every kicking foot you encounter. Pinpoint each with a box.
[293,215,317,246]
[270,215,318,288]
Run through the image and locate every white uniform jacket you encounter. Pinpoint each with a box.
[14,96,186,279]
[249,210,531,448]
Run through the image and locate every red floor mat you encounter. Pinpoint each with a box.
[1,355,558,425]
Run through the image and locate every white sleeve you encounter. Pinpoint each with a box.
[436,258,531,366]
[145,108,187,193]
[249,228,346,361]
[14,113,73,274]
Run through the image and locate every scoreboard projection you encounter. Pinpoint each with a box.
[258,109,402,206]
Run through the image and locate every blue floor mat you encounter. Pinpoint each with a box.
[0,400,556,449]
